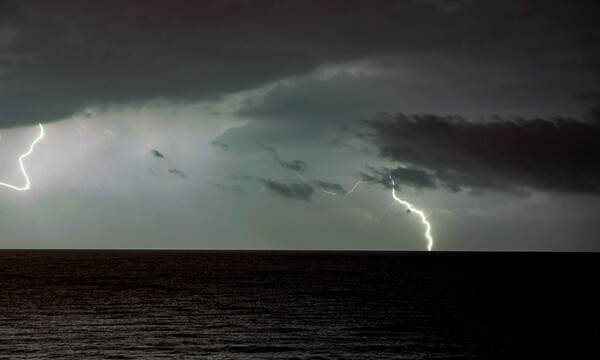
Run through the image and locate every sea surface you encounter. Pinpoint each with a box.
[0,251,597,359]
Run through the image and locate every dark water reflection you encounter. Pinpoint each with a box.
[0,251,597,358]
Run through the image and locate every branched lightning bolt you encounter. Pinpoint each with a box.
[389,171,433,251]
[0,124,45,191]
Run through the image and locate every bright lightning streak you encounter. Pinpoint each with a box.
[389,172,434,251]
[321,188,338,196]
[345,180,365,194]
[0,124,45,191]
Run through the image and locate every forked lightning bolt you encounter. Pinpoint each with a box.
[389,172,434,251]
[0,124,45,191]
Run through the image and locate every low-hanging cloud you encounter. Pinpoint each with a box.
[257,178,314,201]
[364,113,600,194]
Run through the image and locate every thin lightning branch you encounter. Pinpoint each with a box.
[345,180,365,194]
[296,171,339,195]
[321,188,338,195]
[295,171,309,183]
[379,202,398,219]
[360,201,398,226]
[0,124,45,191]
[389,171,434,251]
[296,171,367,196]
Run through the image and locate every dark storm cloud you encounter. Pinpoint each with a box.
[1,0,598,127]
[364,113,600,193]
[168,168,186,178]
[257,179,314,201]
[235,70,384,125]
[575,90,599,102]
[575,91,600,122]
[361,165,437,191]
[231,174,317,200]
[150,149,164,159]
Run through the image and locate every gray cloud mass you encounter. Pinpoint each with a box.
[364,113,600,194]
[257,179,314,201]
[1,0,598,127]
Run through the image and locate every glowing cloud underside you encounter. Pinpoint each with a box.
[389,173,434,251]
[0,123,45,191]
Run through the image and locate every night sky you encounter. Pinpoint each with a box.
[1,0,599,251]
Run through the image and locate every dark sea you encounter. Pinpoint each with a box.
[0,251,597,359]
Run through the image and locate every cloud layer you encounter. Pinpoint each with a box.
[365,114,600,193]
[2,0,598,127]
